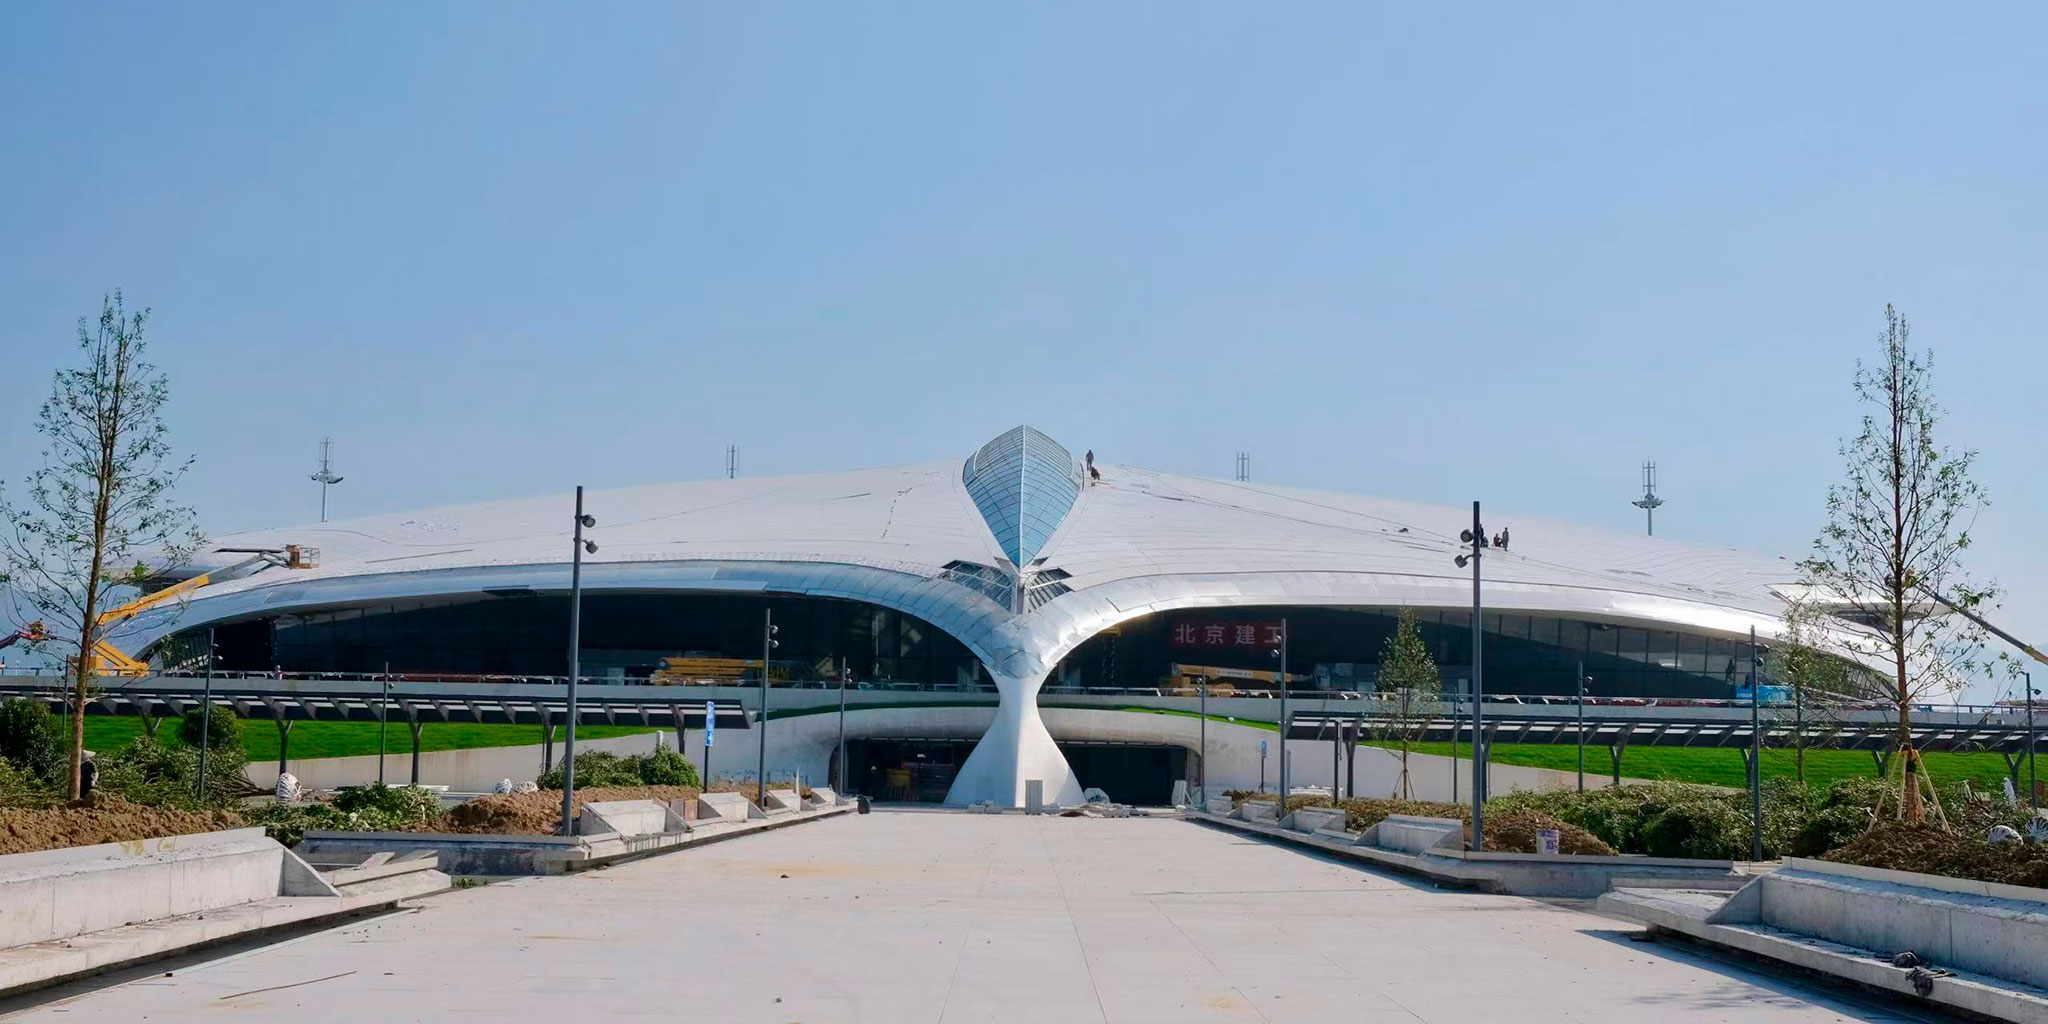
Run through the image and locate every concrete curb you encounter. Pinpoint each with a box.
[0,838,448,1000]
[302,803,854,876]
[1186,810,1740,898]
[1602,885,2048,1023]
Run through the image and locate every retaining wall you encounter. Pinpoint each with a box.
[246,731,672,793]
[0,829,314,949]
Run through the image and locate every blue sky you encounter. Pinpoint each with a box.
[2,5,2043,698]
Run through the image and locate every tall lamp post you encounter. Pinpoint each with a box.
[558,487,598,837]
[1749,626,1763,862]
[836,655,850,794]
[756,610,778,797]
[1455,502,1486,849]
[197,627,216,801]
[1198,678,1208,802]
[1271,620,1290,807]
[1576,662,1586,794]
[2026,671,2038,811]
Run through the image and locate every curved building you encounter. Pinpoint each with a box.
[128,426,1801,806]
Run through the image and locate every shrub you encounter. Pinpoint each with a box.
[94,738,250,809]
[332,783,444,822]
[1787,803,1874,857]
[0,760,56,808]
[1333,797,1466,832]
[97,739,198,809]
[539,750,640,789]
[246,784,445,846]
[537,748,701,790]
[638,746,700,787]
[1481,810,1617,855]
[179,705,244,753]
[1491,782,1768,859]
[0,699,66,787]
[1640,796,1750,859]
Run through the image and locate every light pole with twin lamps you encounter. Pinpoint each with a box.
[1455,502,1486,849]
[559,487,598,837]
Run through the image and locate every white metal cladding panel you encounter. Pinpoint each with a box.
[149,433,1804,679]
[1037,465,1794,619]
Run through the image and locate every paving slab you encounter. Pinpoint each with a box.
[0,813,1941,1023]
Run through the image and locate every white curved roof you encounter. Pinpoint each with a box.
[138,429,1801,680]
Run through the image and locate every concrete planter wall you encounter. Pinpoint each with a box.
[301,800,850,876]
[1368,815,1464,855]
[1287,807,1349,834]
[247,732,672,794]
[0,826,448,998]
[0,828,328,950]
[1194,809,1742,898]
[1735,858,2048,991]
[1603,859,2048,1021]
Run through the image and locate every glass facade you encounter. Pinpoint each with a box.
[1055,605,1766,699]
[180,591,1771,700]
[962,425,1082,568]
[196,593,986,686]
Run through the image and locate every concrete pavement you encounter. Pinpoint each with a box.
[1,811,1942,1022]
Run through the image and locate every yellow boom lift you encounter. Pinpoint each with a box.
[80,545,317,676]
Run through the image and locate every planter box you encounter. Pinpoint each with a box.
[0,828,445,998]
[1239,802,1279,823]
[1749,858,2048,991]
[1603,861,2048,1022]
[1287,807,1348,834]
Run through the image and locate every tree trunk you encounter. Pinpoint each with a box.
[1887,332,1920,824]
[1397,688,1412,799]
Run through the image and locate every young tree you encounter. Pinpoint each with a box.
[1800,304,1995,823]
[1376,608,1441,799]
[1764,597,1871,786]
[0,293,199,799]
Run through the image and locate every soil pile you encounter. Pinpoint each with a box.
[439,785,702,835]
[0,798,244,855]
[1478,811,1617,856]
[1332,797,1467,832]
[1822,823,2048,889]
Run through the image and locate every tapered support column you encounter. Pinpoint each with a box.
[944,671,1082,807]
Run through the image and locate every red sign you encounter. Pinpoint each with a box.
[1169,619,1284,649]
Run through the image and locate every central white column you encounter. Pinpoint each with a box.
[944,670,1082,807]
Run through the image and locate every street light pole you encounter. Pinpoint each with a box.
[756,609,778,798]
[379,662,389,787]
[1749,625,1763,862]
[1576,661,1586,794]
[1274,620,1290,807]
[197,627,215,801]
[836,655,849,794]
[559,486,597,837]
[1199,679,1208,802]
[1456,501,1485,848]
[2026,671,2037,811]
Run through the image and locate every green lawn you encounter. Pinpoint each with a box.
[1368,740,2022,791]
[71,718,657,761]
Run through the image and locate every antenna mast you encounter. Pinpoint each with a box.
[1234,451,1250,482]
[310,438,344,523]
[725,445,739,479]
[1630,461,1664,536]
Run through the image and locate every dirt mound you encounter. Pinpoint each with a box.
[1477,810,1617,856]
[1822,823,2048,889]
[1333,797,1467,832]
[440,785,702,835]
[0,797,245,856]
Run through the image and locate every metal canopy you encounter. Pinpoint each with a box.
[0,679,753,730]
[1285,707,2036,755]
